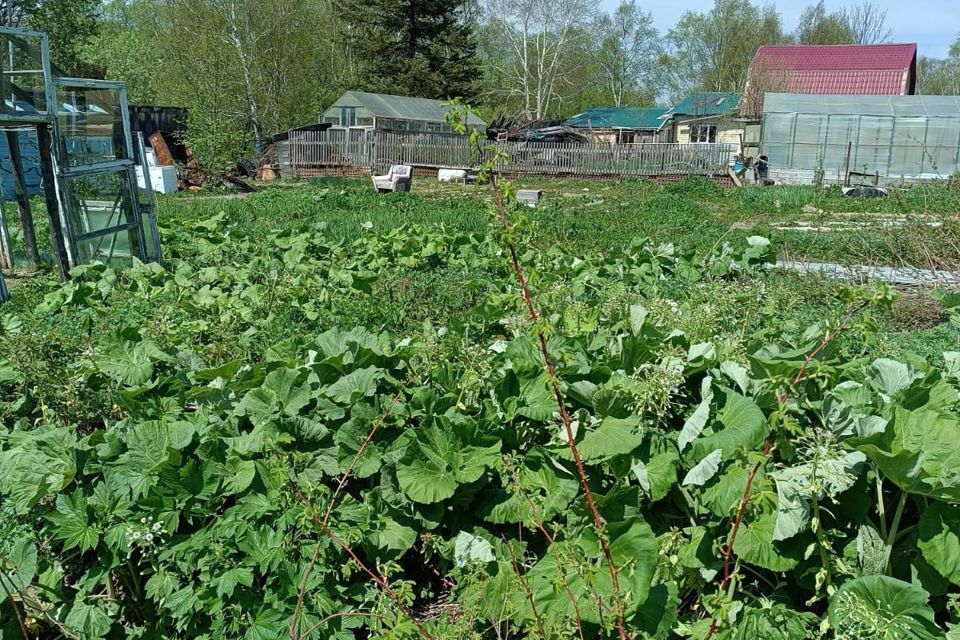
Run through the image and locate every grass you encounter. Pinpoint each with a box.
[3,175,959,370]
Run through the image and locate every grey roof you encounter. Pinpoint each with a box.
[763,93,960,117]
[339,91,486,126]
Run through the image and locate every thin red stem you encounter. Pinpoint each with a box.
[293,484,435,640]
[290,376,415,640]
[703,301,869,640]
[490,174,631,640]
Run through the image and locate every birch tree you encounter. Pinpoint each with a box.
[593,1,662,107]
[481,0,599,119]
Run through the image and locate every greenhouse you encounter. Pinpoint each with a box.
[761,93,960,181]
[0,26,160,286]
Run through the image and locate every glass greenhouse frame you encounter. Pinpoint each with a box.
[761,93,960,180]
[0,27,160,277]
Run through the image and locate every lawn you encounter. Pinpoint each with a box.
[1,175,959,639]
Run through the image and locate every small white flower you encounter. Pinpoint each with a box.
[152,522,163,532]
[140,517,147,524]
[145,533,154,542]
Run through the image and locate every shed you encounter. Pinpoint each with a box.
[320,91,486,134]
[761,93,960,184]
[661,93,743,146]
[565,107,669,144]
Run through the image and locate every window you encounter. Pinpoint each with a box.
[339,107,356,127]
[357,117,373,127]
[689,124,717,143]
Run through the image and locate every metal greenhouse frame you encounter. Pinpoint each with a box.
[0,26,160,291]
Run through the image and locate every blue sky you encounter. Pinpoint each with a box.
[600,0,959,58]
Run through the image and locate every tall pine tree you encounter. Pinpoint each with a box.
[342,0,481,101]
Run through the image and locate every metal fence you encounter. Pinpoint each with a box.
[283,129,736,178]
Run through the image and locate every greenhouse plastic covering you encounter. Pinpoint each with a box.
[339,91,485,125]
[762,93,960,178]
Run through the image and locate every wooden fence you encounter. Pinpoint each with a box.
[282,129,737,179]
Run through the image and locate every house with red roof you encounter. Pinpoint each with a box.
[741,43,917,118]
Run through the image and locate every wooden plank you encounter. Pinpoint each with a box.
[37,124,71,280]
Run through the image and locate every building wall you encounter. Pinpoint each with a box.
[671,116,744,148]
[578,129,662,144]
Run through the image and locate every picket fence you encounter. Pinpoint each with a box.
[283,129,736,178]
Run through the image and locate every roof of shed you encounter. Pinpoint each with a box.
[666,92,742,117]
[565,107,669,130]
[335,91,486,125]
[749,44,917,95]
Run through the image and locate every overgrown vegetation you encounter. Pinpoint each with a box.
[2,177,960,639]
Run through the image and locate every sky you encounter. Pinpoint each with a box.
[601,0,959,58]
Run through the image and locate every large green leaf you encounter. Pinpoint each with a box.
[325,366,381,405]
[682,448,722,486]
[733,513,801,572]
[95,330,169,386]
[47,491,100,552]
[918,502,960,585]
[720,602,816,640]
[578,415,644,462]
[0,424,76,513]
[454,531,495,567]
[0,540,36,595]
[854,407,960,502]
[64,599,113,638]
[395,420,501,503]
[771,450,866,541]
[263,367,312,416]
[827,576,942,640]
[689,390,767,460]
[678,376,713,452]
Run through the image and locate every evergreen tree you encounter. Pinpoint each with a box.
[343,0,481,101]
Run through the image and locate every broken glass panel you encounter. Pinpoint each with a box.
[0,31,48,117]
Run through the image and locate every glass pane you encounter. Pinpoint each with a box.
[66,170,140,263]
[57,84,128,166]
[0,32,48,116]
[75,229,134,266]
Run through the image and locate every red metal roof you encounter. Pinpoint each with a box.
[749,44,917,95]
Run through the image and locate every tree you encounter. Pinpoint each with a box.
[795,0,854,45]
[917,35,960,95]
[666,0,785,99]
[592,1,662,107]
[0,0,101,75]
[342,0,481,101]
[480,0,599,119]
[793,0,891,45]
[840,2,892,44]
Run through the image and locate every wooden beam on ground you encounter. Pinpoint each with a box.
[36,125,70,280]
[5,130,39,269]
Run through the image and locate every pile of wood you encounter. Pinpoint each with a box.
[486,117,590,143]
[148,131,203,190]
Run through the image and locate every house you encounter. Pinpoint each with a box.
[320,91,486,134]
[741,43,917,118]
[564,107,669,144]
[660,92,743,146]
